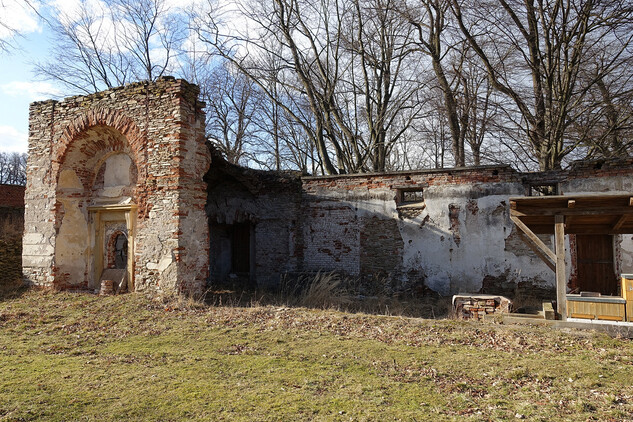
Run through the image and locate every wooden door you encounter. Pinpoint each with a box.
[576,234,617,295]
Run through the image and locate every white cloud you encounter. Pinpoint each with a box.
[0,126,27,153]
[0,0,42,40]
[50,0,95,20]
[1,81,62,102]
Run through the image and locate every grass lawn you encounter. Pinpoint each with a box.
[1,288,632,421]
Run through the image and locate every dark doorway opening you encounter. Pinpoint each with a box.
[209,221,254,286]
[114,234,128,269]
[575,234,618,295]
[231,223,251,274]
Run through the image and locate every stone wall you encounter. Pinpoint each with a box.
[24,77,208,294]
[202,156,633,296]
[24,77,633,298]
[0,184,25,287]
[205,149,302,288]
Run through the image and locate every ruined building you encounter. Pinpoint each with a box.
[23,78,633,297]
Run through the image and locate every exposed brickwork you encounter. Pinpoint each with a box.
[360,216,402,275]
[23,77,633,298]
[453,295,512,320]
[24,77,209,295]
[205,149,302,288]
[0,185,25,208]
[299,161,633,296]
[0,185,25,288]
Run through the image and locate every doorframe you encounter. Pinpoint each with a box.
[88,204,137,291]
[574,233,617,295]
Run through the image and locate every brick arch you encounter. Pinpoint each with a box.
[52,108,146,184]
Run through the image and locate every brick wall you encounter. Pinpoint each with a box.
[0,185,25,287]
[298,161,633,296]
[23,77,633,297]
[25,77,209,294]
[0,185,25,208]
[205,151,302,288]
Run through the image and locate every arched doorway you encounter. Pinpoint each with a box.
[54,126,139,291]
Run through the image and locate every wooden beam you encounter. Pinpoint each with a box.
[555,215,567,321]
[517,231,556,271]
[613,214,628,231]
[511,207,633,217]
[510,215,557,263]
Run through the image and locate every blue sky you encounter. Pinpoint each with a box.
[0,0,217,154]
[0,32,60,153]
[0,1,60,153]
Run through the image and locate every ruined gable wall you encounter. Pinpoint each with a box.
[205,162,303,288]
[24,78,209,294]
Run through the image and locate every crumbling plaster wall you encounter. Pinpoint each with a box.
[300,161,633,295]
[24,77,209,294]
[301,166,551,295]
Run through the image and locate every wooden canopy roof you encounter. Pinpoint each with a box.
[510,194,633,235]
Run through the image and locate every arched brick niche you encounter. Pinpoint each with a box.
[53,122,140,291]
[24,78,209,294]
[52,110,145,184]
[106,230,128,270]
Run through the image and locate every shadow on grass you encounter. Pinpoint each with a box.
[200,272,452,320]
[0,282,29,303]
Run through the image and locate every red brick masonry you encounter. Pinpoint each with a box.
[0,184,25,208]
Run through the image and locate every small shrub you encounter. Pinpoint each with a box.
[278,271,352,309]
[296,272,352,309]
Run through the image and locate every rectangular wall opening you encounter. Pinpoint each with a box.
[209,221,254,287]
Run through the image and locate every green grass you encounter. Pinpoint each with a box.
[1,289,632,421]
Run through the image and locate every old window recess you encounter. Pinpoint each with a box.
[395,185,427,209]
[529,183,558,196]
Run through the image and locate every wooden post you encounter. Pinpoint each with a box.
[555,215,567,320]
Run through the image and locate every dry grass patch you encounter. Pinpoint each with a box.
[1,289,632,421]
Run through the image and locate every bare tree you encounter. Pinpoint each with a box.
[570,54,633,159]
[0,0,40,53]
[36,0,184,94]
[451,0,633,170]
[192,0,425,174]
[200,63,266,165]
[344,0,423,171]
[407,0,468,166]
[0,152,27,185]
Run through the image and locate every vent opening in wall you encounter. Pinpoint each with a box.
[529,183,558,196]
[396,187,425,206]
[395,186,427,219]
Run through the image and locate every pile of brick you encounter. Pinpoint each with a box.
[452,294,512,321]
